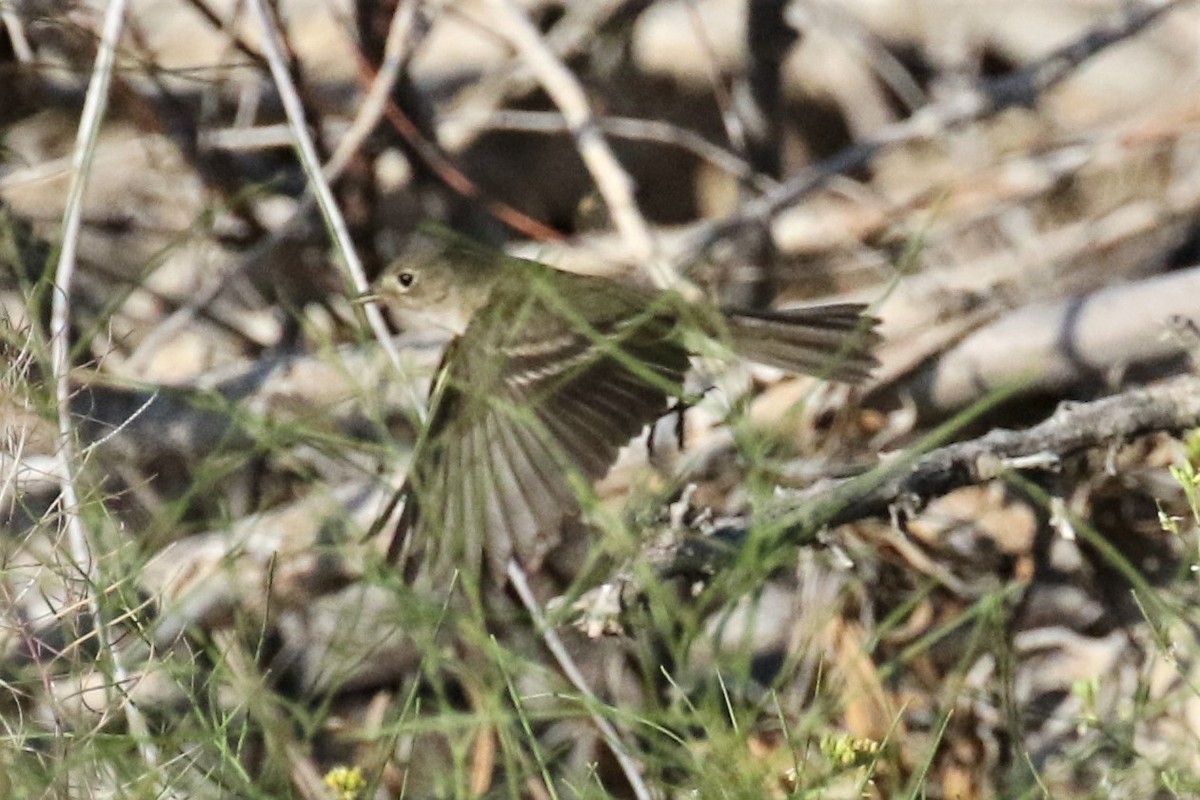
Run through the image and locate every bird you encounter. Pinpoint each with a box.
[362,229,880,593]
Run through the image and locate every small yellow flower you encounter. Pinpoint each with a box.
[324,765,366,800]
[820,732,880,769]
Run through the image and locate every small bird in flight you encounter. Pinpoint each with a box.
[362,230,880,593]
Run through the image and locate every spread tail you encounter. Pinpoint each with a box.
[724,303,880,382]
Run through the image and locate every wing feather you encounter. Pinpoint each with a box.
[481,410,538,571]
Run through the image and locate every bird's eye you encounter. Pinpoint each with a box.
[397,271,416,288]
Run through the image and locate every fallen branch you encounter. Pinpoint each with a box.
[589,374,1200,619]
[801,375,1200,533]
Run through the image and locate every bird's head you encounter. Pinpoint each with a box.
[361,229,503,336]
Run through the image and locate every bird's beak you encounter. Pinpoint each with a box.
[350,290,380,306]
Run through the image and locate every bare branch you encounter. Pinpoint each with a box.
[479,0,671,286]
[484,109,775,191]
[678,0,1188,268]
[323,1,421,183]
[597,374,1200,610]
[439,0,635,153]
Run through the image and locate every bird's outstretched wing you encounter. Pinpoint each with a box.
[378,263,692,589]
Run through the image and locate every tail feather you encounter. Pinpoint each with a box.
[724,303,880,382]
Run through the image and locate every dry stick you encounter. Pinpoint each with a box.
[614,374,1200,599]
[246,0,425,419]
[679,0,1188,267]
[439,0,632,153]
[357,56,565,243]
[307,0,561,240]
[485,109,777,193]
[333,0,556,241]
[739,0,796,178]
[347,2,568,242]
[47,0,161,772]
[193,0,561,241]
[506,560,654,800]
[210,111,771,190]
[896,266,1200,419]
[121,0,293,371]
[181,0,267,66]
[322,0,420,182]
[683,0,750,160]
[479,0,672,289]
[1,4,33,62]
[785,2,926,114]
[814,377,1200,526]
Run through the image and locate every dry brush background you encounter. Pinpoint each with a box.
[4,0,1200,797]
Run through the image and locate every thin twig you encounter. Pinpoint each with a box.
[1,4,33,62]
[355,48,565,242]
[683,0,749,160]
[785,2,926,113]
[322,0,420,182]
[677,0,1188,268]
[207,111,773,192]
[247,0,426,420]
[79,389,161,456]
[485,109,776,192]
[48,0,159,770]
[439,0,632,152]
[506,560,653,800]
[479,0,673,288]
